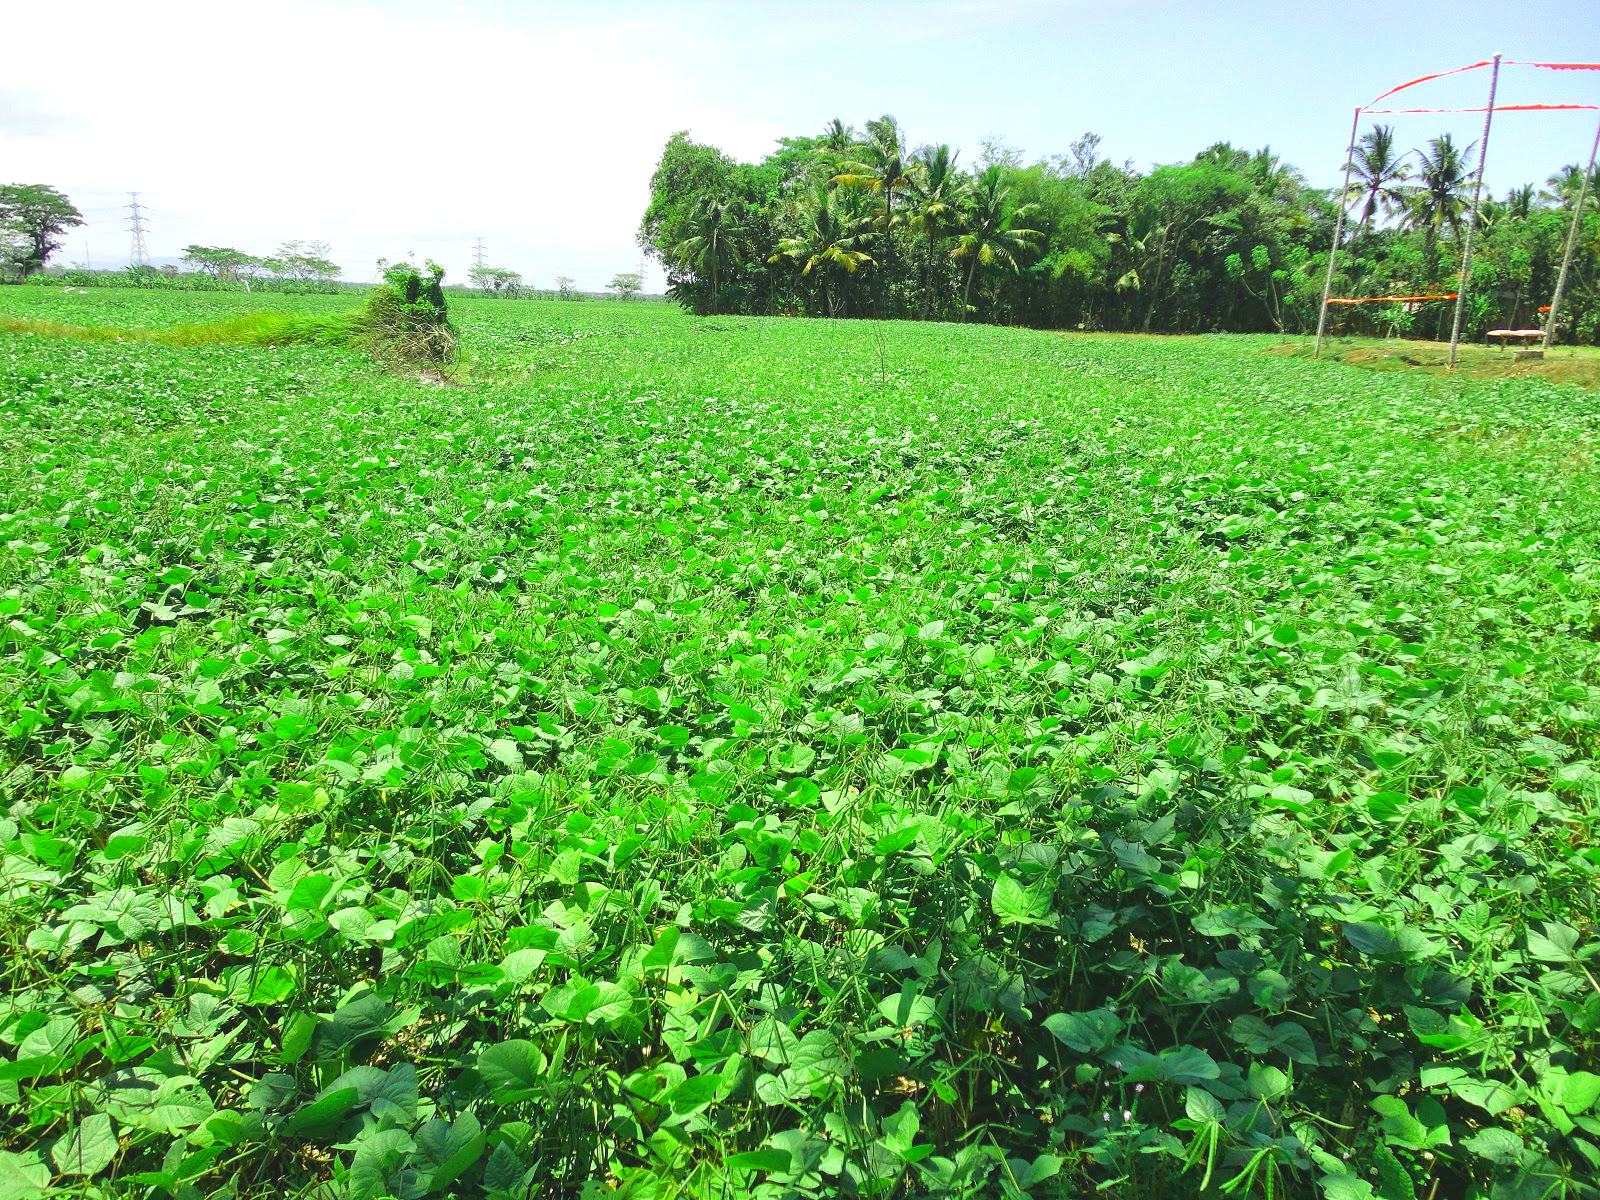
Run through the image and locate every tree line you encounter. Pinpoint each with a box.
[465,268,645,300]
[639,117,1600,342]
[181,241,342,288]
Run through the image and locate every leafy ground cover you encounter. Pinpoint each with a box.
[1,289,1598,1199]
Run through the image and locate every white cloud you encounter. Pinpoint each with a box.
[4,0,782,288]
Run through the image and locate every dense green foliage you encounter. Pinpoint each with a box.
[1,291,1598,1199]
[640,119,1600,341]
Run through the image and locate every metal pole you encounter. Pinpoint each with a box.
[1315,105,1363,359]
[1448,52,1500,368]
[1542,116,1600,352]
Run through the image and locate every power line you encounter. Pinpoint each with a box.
[126,192,151,266]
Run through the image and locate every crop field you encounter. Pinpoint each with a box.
[1,289,1598,1199]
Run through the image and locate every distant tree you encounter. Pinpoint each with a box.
[769,184,874,317]
[636,113,1600,342]
[818,118,856,161]
[1406,134,1475,253]
[182,245,265,284]
[0,184,85,276]
[1056,132,1103,179]
[833,115,916,291]
[1347,125,1411,227]
[607,272,643,300]
[639,132,740,266]
[555,275,578,300]
[1245,146,1305,203]
[270,239,341,283]
[1542,163,1600,211]
[908,144,968,317]
[668,196,747,314]
[977,133,1025,172]
[951,165,1041,318]
[470,265,523,297]
[0,220,30,280]
[1505,183,1537,220]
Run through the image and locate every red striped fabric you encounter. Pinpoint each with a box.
[1365,61,1492,110]
[1363,60,1600,112]
[1366,103,1598,114]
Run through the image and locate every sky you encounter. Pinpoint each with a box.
[5,0,1597,290]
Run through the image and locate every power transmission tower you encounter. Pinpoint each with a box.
[472,238,487,270]
[126,192,151,266]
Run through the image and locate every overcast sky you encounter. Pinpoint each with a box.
[5,0,1597,290]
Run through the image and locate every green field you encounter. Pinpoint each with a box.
[2,289,1598,1199]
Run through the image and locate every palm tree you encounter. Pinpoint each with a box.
[669,196,746,315]
[1246,145,1306,204]
[769,185,874,317]
[1541,163,1600,210]
[1506,183,1537,220]
[950,165,1041,320]
[1346,125,1411,226]
[818,118,855,160]
[907,144,968,318]
[832,114,918,284]
[1405,134,1475,253]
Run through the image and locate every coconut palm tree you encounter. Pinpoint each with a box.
[818,118,855,161]
[1405,134,1475,253]
[1346,125,1412,226]
[1541,163,1600,210]
[1246,146,1306,204]
[950,165,1041,320]
[769,185,875,317]
[907,143,968,318]
[669,196,746,315]
[832,114,918,286]
[1506,183,1537,220]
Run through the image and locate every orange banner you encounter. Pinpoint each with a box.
[1326,293,1458,305]
[1365,61,1491,110]
[1363,60,1600,112]
[1367,103,1598,114]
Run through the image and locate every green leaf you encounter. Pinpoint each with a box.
[666,1073,721,1114]
[1343,921,1395,956]
[314,993,388,1053]
[991,875,1051,926]
[878,988,938,1029]
[750,1018,800,1065]
[1371,1142,1415,1200]
[50,1113,117,1178]
[726,1149,793,1172]
[1528,922,1580,963]
[281,1086,360,1137]
[1560,1071,1600,1114]
[415,1112,486,1193]
[1247,1062,1289,1101]
[1042,1009,1122,1055]
[0,1150,50,1200]
[1461,1127,1523,1165]
[486,738,523,769]
[348,1127,416,1200]
[478,1040,547,1103]
[1185,1087,1225,1124]
[1448,1076,1519,1115]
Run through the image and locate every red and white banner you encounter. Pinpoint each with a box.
[1362,60,1600,113]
